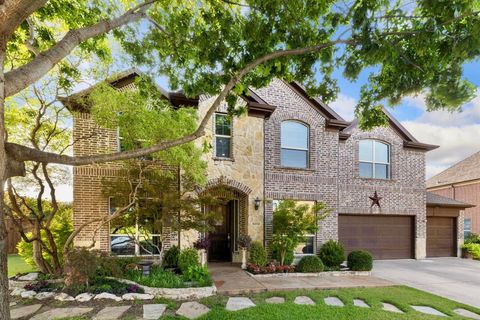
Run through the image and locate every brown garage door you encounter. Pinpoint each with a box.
[339,214,414,259]
[427,217,456,257]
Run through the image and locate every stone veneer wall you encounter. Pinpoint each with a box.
[338,125,427,258]
[255,79,340,253]
[182,95,265,260]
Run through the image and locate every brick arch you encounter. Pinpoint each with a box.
[197,177,252,195]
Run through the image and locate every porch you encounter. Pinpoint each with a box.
[209,263,394,295]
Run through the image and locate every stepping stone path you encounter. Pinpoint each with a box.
[265,297,285,304]
[412,306,447,317]
[226,297,256,311]
[324,297,344,307]
[382,302,404,314]
[176,301,211,319]
[454,308,480,320]
[143,304,167,320]
[353,299,370,308]
[294,296,315,305]
[30,307,93,320]
[93,306,131,320]
[10,304,42,319]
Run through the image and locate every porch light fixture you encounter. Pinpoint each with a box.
[254,197,261,210]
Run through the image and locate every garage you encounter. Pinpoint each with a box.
[339,214,414,259]
[426,216,456,257]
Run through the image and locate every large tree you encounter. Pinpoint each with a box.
[1,1,480,318]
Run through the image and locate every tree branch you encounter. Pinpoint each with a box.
[4,0,155,97]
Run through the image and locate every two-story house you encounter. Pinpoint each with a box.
[62,69,469,262]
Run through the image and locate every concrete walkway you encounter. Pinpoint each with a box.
[373,257,480,308]
[209,263,393,295]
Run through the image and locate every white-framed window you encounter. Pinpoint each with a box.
[464,218,472,239]
[280,121,309,168]
[109,197,162,256]
[214,113,232,158]
[272,200,315,255]
[359,139,390,179]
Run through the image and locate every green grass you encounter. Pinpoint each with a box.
[162,286,480,319]
[8,254,36,277]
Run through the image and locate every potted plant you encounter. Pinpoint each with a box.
[238,234,252,269]
[193,236,210,266]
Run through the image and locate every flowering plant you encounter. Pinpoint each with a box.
[193,236,211,250]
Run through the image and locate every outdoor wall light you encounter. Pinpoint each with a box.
[254,197,261,210]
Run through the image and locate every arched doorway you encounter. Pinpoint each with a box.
[200,179,250,262]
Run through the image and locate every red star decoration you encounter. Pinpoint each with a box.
[369,191,382,208]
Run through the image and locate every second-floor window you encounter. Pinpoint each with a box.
[281,120,309,168]
[215,114,232,158]
[359,139,390,179]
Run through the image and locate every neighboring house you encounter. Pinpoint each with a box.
[427,151,480,237]
[62,69,467,261]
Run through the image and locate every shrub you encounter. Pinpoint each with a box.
[465,233,480,245]
[64,248,98,286]
[347,250,373,271]
[96,254,141,278]
[297,256,324,273]
[193,236,211,250]
[249,241,267,267]
[462,243,480,259]
[124,266,186,288]
[271,246,294,265]
[183,265,212,286]
[24,280,60,292]
[178,248,200,273]
[163,245,180,268]
[319,240,345,268]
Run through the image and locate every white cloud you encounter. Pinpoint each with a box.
[329,94,356,121]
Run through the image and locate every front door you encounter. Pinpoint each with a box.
[208,201,233,261]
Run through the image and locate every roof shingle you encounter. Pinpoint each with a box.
[426,151,480,188]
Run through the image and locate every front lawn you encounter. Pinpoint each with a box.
[184,286,480,319]
[8,254,36,277]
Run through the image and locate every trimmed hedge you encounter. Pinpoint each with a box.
[347,250,373,271]
[319,240,345,268]
[163,245,180,268]
[178,248,199,274]
[297,255,324,273]
[249,241,268,267]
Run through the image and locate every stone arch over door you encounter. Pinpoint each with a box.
[199,178,250,260]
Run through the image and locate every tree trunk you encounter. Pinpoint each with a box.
[44,228,62,275]
[0,44,12,320]
[32,225,50,274]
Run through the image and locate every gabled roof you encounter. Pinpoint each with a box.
[427,151,480,188]
[342,108,438,152]
[60,69,276,117]
[426,192,475,208]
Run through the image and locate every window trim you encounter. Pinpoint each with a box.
[109,197,162,257]
[359,139,391,180]
[214,113,233,159]
[280,120,310,169]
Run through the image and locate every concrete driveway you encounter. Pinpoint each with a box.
[373,257,480,308]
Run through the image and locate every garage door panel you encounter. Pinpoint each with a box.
[427,217,456,257]
[339,214,414,260]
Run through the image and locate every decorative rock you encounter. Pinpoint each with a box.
[454,308,480,320]
[226,297,256,311]
[31,307,93,320]
[55,292,75,302]
[412,306,447,317]
[122,292,154,300]
[143,304,167,320]
[10,288,24,296]
[382,302,404,313]
[265,297,285,304]
[94,292,123,302]
[93,306,131,320]
[324,297,344,307]
[176,301,210,319]
[20,290,36,299]
[75,292,94,302]
[18,272,39,281]
[10,304,42,319]
[353,299,370,308]
[35,292,55,300]
[294,296,315,305]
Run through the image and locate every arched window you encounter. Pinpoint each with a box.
[281,121,309,168]
[359,140,390,179]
